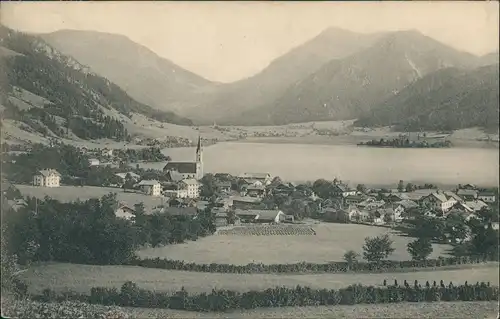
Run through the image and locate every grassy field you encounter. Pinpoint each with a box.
[21,262,499,295]
[137,223,451,264]
[15,185,165,211]
[123,302,500,319]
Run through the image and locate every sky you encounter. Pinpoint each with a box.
[2,1,499,83]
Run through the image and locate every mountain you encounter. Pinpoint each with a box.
[479,51,499,66]
[234,30,482,125]
[41,28,382,124]
[353,64,499,132]
[183,27,383,123]
[40,29,217,115]
[0,25,192,142]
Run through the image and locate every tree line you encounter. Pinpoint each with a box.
[28,280,499,313]
[2,193,215,266]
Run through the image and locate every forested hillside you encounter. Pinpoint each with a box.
[0,25,192,142]
[354,64,499,132]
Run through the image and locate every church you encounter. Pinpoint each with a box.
[163,136,203,180]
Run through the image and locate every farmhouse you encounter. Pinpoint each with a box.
[115,204,135,220]
[33,169,61,187]
[115,172,140,182]
[163,136,203,180]
[137,180,162,196]
[238,173,272,184]
[344,194,367,206]
[157,206,198,217]
[464,200,489,212]
[331,183,356,198]
[321,207,350,223]
[246,184,266,198]
[179,179,200,199]
[88,158,100,167]
[456,189,478,201]
[101,148,113,157]
[234,209,285,224]
[393,199,418,222]
[232,196,263,210]
[215,181,232,194]
[478,191,496,203]
[420,191,457,213]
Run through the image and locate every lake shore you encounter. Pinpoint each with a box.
[237,135,499,149]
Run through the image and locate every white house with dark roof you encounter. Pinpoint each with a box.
[33,169,61,187]
[115,204,136,220]
[420,191,458,213]
[163,136,203,180]
[180,178,200,198]
[137,180,162,196]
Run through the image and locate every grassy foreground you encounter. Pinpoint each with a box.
[2,297,498,319]
[22,262,499,295]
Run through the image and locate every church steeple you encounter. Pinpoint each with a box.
[195,135,203,180]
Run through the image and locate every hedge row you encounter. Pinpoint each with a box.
[126,255,497,274]
[31,280,499,312]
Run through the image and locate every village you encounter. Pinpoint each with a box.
[5,136,498,240]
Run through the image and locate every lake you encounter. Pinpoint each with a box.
[138,142,499,187]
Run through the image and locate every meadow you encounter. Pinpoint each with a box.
[21,262,499,295]
[137,223,452,264]
[122,301,500,319]
[15,185,165,211]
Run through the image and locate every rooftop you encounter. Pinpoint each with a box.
[163,162,197,174]
[36,169,61,177]
[137,180,161,186]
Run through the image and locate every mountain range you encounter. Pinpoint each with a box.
[0,25,192,142]
[3,25,499,133]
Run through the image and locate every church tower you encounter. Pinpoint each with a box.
[195,135,203,180]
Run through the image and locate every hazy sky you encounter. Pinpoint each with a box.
[2,1,499,82]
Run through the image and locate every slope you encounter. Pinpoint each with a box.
[184,27,383,124]
[41,28,381,124]
[235,30,481,126]
[41,29,217,115]
[0,25,192,143]
[354,64,499,132]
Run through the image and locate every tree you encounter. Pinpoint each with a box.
[200,173,216,198]
[343,250,359,270]
[383,213,393,224]
[405,183,415,192]
[407,237,433,261]
[397,180,405,193]
[362,234,395,263]
[356,184,367,194]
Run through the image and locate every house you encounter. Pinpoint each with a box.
[33,169,61,187]
[238,173,272,185]
[88,158,100,167]
[374,208,395,224]
[137,180,162,196]
[159,206,198,217]
[215,181,232,194]
[460,184,477,190]
[246,185,266,198]
[115,172,140,182]
[6,199,27,212]
[347,206,371,222]
[478,191,497,203]
[215,211,229,227]
[115,204,135,220]
[331,184,357,198]
[393,199,418,222]
[179,179,200,199]
[344,194,368,206]
[232,197,263,210]
[464,200,489,212]
[456,189,478,201]
[163,136,203,180]
[357,198,385,211]
[101,148,113,157]
[234,209,285,224]
[270,183,295,196]
[321,207,350,223]
[419,191,457,213]
[165,170,185,183]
